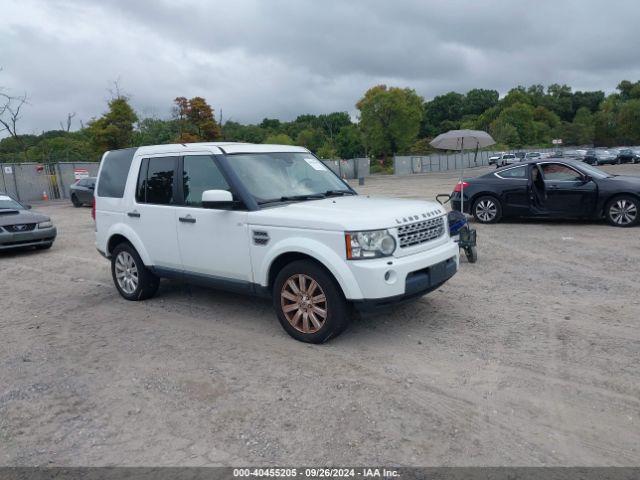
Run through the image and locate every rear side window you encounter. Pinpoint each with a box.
[497,165,527,178]
[97,148,137,198]
[136,157,177,205]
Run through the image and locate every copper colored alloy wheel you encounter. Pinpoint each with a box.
[280,274,327,334]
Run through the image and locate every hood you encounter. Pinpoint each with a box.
[602,175,640,188]
[0,209,50,227]
[249,195,446,231]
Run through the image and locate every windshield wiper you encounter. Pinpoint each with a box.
[324,189,355,197]
[258,193,326,205]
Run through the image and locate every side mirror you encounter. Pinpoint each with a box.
[582,175,592,183]
[25,204,32,209]
[202,189,234,209]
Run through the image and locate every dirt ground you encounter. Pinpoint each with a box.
[1,164,639,467]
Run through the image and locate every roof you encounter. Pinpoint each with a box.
[495,157,586,170]
[131,142,310,156]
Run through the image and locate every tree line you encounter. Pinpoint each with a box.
[1,78,640,167]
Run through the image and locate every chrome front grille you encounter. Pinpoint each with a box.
[4,223,36,232]
[397,217,445,248]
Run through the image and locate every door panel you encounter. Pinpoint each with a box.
[176,155,253,286]
[540,163,598,216]
[495,165,530,215]
[502,182,530,214]
[177,208,252,283]
[130,156,181,269]
[544,181,597,216]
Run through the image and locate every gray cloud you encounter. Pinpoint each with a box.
[2,0,640,135]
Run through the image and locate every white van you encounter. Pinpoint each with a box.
[94,143,459,343]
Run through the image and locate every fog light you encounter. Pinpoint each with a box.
[384,270,397,284]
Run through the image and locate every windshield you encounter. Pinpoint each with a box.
[577,163,611,179]
[225,152,352,204]
[0,195,24,210]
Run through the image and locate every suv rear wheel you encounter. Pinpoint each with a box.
[273,260,349,343]
[111,243,160,300]
[71,194,82,207]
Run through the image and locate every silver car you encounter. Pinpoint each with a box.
[0,193,57,251]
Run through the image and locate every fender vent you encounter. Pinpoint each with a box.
[252,230,270,246]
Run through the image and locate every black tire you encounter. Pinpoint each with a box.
[35,242,53,250]
[472,195,502,224]
[71,194,82,207]
[111,242,160,300]
[465,246,478,263]
[604,195,639,228]
[273,259,349,343]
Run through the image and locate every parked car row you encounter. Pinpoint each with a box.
[490,148,640,168]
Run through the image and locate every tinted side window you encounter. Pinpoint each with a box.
[182,155,230,207]
[498,166,527,178]
[136,158,149,203]
[138,157,177,205]
[541,163,582,181]
[97,148,137,198]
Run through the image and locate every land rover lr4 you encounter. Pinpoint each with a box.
[95,143,459,343]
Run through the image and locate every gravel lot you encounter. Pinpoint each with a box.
[1,164,639,466]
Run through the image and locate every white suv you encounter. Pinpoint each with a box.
[94,143,459,343]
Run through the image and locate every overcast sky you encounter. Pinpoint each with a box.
[2,0,640,135]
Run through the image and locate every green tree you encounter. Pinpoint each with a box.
[491,102,537,147]
[617,99,640,144]
[134,118,179,146]
[357,85,423,158]
[88,96,138,151]
[222,121,267,143]
[263,133,293,145]
[316,142,338,159]
[316,112,352,141]
[422,91,464,136]
[335,124,364,158]
[490,120,520,146]
[463,89,499,116]
[295,128,325,152]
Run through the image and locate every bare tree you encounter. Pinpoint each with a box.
[0,90,29,155]
[59,112,77,132]
[107,78,128,100]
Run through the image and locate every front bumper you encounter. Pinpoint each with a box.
[348,239,459,311]
[0,227,57,250]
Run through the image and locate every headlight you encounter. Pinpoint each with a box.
[345,229,396,260]
[38,221,53,229]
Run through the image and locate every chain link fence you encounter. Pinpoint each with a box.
[393,147,568,175]
[0,162,100,203]
[0,159,370,203]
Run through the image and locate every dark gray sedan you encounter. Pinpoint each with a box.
[69,177,96,207]
[0,193,57,251]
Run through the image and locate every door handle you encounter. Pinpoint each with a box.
[127,211,141,218]
[179,215,196,224]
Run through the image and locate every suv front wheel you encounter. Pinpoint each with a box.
[273,260,349,343]
[111,242,160,300]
